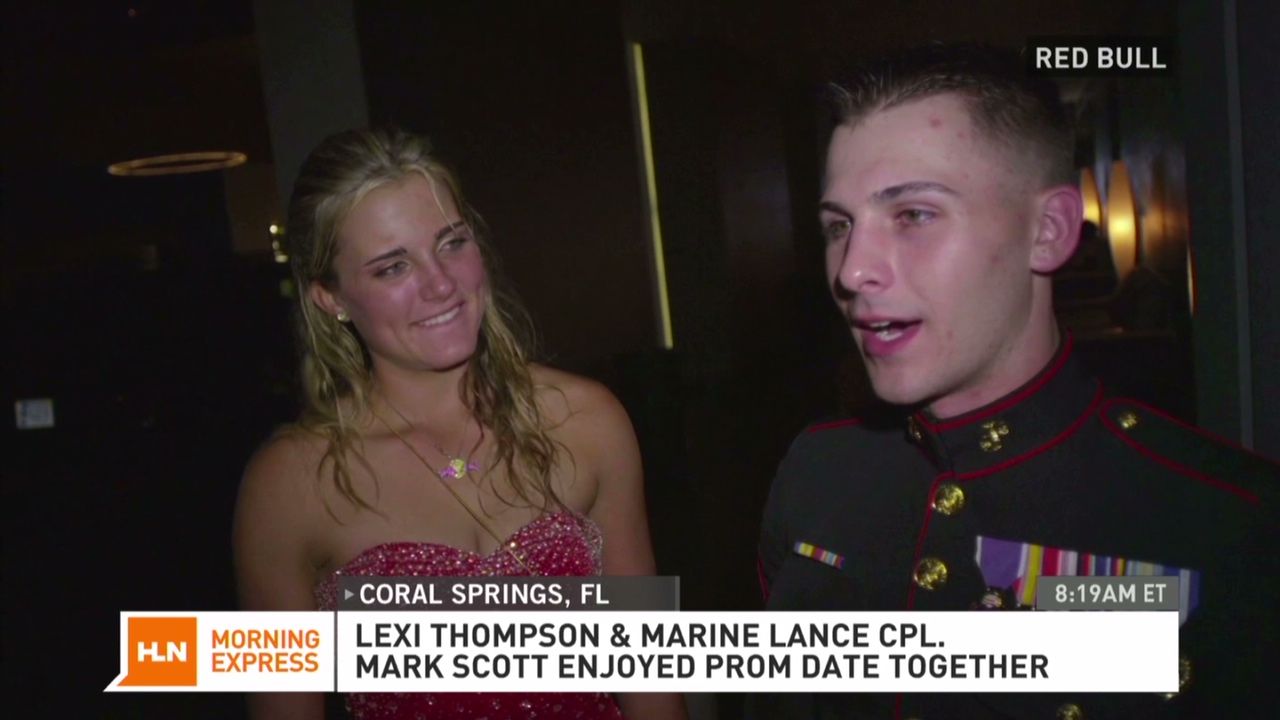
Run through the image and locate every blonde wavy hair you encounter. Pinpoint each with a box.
[286,127,562,514]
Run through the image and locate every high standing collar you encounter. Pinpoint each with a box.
[906,335,1103,477]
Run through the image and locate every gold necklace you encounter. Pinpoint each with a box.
[383,403,485,481]
[372,408,535,575]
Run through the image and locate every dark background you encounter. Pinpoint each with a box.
[3,1,1276,717]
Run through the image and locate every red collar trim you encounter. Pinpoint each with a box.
[955,382,1104,481]
[916,333,1075,433]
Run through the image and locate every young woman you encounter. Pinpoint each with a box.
[234,127,684,720]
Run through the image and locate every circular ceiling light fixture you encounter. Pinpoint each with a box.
[108,151,248,177]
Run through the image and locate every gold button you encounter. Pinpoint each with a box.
[1056,703,1084,720]
[913,557,948,590]
[1117,410,1140,430]
[907,417,923,442]
[932,483,966,516]
[979,419,1011,452]
[976,587,1006,609]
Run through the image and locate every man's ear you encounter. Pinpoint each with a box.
[1030,185,1084,274]
[308,281,345,320]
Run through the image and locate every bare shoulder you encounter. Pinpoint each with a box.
[529,364,639,499]
[234,426,333,610]
[529,364,631,433]
[531,368,655,575]
[240,426,328,503]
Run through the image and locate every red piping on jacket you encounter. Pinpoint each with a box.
[916,333,1076,432]
[1098,398,1262,505]
[906,382,1103,608]
[905,472,954,609]
[1105,397,1279,467]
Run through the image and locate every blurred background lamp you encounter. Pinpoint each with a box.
[1080,167,1103,226]
[1106,159,1139,280]
[108,151,247,177]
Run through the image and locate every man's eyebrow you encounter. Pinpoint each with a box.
[870,181,956,202]
[818,182,955,217]
[363,247,407,267]
[435,220,468,240]
[818,201,852,218]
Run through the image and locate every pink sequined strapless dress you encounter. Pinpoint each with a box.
[315,512,624,720]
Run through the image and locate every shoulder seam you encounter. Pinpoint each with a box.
[1096,399,1263,505]
[1103,397,1279,466]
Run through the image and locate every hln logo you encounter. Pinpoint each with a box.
[119,616,198,686]
[137,640,188,662]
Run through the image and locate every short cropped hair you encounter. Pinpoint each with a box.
[830,44,1074,187]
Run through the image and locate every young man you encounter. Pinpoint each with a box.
[755,45,1277,719]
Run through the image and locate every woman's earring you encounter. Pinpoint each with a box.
[336,310,349,323]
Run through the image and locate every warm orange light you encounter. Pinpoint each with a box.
[1105,160,1138,280]
[108,151,247,177]
[1080,167,1102,226]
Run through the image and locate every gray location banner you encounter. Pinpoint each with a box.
[337,576,680,611]
[1036,576,1181,611]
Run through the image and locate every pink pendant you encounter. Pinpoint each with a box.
[439,457,479,480]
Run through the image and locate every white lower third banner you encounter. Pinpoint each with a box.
[106,610,1178,693]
